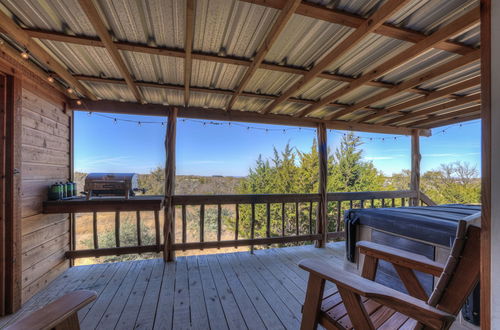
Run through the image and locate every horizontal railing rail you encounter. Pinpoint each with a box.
[66,190,435,259]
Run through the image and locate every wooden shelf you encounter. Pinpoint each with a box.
[43,196,164,214]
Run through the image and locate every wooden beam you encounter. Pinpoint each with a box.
[316,123,327,248]
[3,74,22,314]
[227,0,301,110]
[410,129,421,206]
[354,76,481,123]
[306,8,480,118]
[409,105,481,128]
[480,0,491,327]
[241,0,475,56]
[69,99,431,136]
[22,28,432,95]
[382,94,480,126]
[322,50,480,120]
[184,0,195,106]
[0,11,95,100]
[260,0,411,114]
[164,108,177,262]
[78,0,142,102]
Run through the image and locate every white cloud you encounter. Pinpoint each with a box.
[422,152,479,158]
[182,160,225,165]
[363,156,396,160]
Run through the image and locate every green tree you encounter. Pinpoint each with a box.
[390,162,480,204]
[329,133,385,192]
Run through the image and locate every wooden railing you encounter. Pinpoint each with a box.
[65,190,434,259]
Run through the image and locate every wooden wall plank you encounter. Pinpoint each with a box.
[22,220,69,253]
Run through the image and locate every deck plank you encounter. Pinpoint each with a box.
[172,257,191,330]
[115,259,155,329]
[96,260,143,329]
[153,260,176,330]
[232,252,300,329]
[197,255,229,330]
[214,253,266,330]
[220,253,285,330]
[204,254,248,330]
[135,258,165,329]
[80,261,132,328]
[77,262,122,320]
[186,256,209,330]
[237,252,303,315]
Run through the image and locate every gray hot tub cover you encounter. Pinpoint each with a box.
[345,204,481,262]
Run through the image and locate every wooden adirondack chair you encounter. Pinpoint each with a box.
[299,217,480,330]
[5,290,96,330]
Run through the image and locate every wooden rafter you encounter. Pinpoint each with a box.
[260,0,411,115]
[184,0,195,106]
[320,49,480,120]
[303,7,480,118]
[421,113,480,129]
[353,75,480,123]
[22,28,431,95]
[409,105,481,128]
[69,99,431,136]
[0,40,76,99]
[226,0,301,110]
[0,11,96,100]
[74,74,325,105]
[78,0,142,103]
[382,94,480,125]
[241,0,475,56]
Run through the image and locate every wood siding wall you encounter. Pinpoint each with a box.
[20,87,71,303]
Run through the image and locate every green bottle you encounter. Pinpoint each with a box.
[66,182,73,198]
[61,182,67,199]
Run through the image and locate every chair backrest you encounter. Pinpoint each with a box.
[427,213,481,315]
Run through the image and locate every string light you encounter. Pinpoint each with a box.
[76,100,479,143]
[76,100,82,105]
[67,88,74,94]
[20,51,29,59]
[47,76,54,83]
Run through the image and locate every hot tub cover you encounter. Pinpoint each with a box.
[345,204,481,262]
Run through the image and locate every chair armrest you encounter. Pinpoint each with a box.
[5,290,97,330]
[299,259,454,329]
[357,241,445,276]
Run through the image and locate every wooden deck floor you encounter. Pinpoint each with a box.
[0,242,350,330]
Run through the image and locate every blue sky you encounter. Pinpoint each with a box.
[74,111,481,177]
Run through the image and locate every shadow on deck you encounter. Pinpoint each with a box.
[1,242,350,329]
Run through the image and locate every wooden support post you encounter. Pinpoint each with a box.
[410,129,421,206]
[316,123,328,248]
[163,107,177,262]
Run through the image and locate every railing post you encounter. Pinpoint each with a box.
[164,107,177,262]
[316,123,328,248]
[410,129,421,206]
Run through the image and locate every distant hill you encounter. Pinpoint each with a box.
[175,175,243,195]
[74,171,244,196]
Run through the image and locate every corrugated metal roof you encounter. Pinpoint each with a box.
[0,0,481,129]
